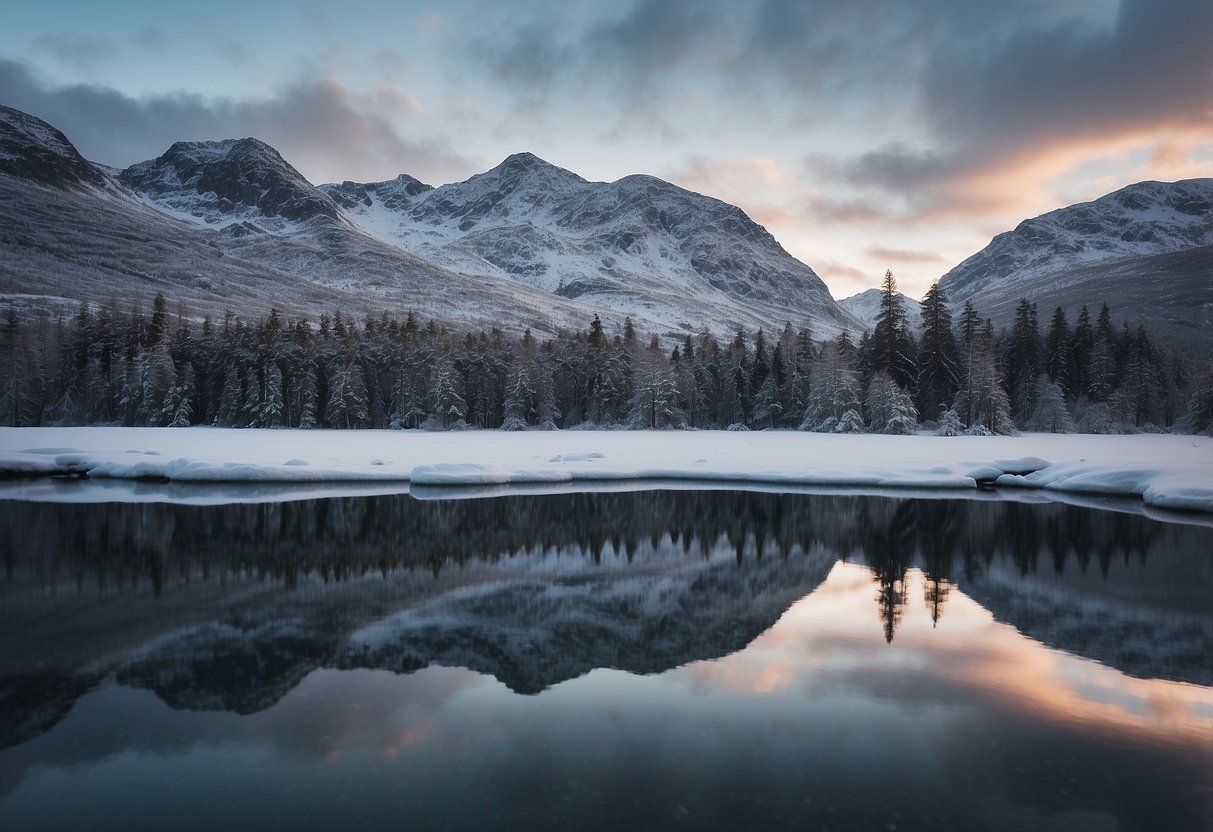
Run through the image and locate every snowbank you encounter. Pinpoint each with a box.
[0,428,1209,513]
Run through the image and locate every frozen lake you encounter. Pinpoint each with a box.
[0,489,1210,831]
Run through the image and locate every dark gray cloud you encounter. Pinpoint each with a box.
[0,60,472,185]
[828,0,1213,212]
[465,0,1211,217]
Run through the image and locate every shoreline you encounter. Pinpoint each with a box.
[0,427,1210,514]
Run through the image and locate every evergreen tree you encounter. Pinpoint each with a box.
[936,407,963,436]
[427,357,467,429]
[501,366,533,431]
[1005,298,1041,421]
[751,374,781,429]
[1024,375,1075,433]
[1067,306,1094,400]
[1185,361,1213,435]
[536,358,561,430]
[165,364,195,428]
[915,282,959,421]
[956,326,1015,435]
[1043,306,1069,386]
[866,372,918,434]
[326,359,370,429]
[869,270,916,390]
[259,362,286,428]
[801,334,863,431]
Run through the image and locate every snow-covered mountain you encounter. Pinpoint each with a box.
[837,288,922,333]
[1,104,863,338]
[938,179,1213,342]
[319,152,859,336]
[0,104,863,339]
[0,104,110,191]
[0,110,663,336]
[119,137,348,230]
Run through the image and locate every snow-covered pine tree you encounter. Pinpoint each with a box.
[326,359,370,429]
[165,364,195,428]
[865,372,918,434]
[955,301,983,427]
[1025,375,1074,433]
[259,362,285,428]
[1184,360,1213,435]
[869,270,916,390]
[834,408,865,433]
[751,374,781,429]
[501,366,533,431]
[535,358,561,430]
[427,357,467,429]
[801,334,862,431]
[936,407,963,436]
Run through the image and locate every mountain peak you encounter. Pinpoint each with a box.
[487,152,583,184]
[121,135,342,226]
[500,151,550,168]
[0,104,109,190]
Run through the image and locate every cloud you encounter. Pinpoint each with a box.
[666,155,788,196]
[131,26,169,51]
[832,0,1213,219]
[814,259,878,298]
[0,59,472,186]
[210,40,259,70]
[465,0,1211,224]
[32,32,116,73]
[865,246,947,266]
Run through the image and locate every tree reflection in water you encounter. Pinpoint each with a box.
[0,490,1209,747]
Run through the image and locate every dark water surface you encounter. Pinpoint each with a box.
[1,491,1211,831]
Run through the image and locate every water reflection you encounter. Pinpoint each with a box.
[0,491,1210,830]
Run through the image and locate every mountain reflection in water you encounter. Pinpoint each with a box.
[0,490,1210,831]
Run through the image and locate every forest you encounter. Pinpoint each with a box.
[2,272,1211,434]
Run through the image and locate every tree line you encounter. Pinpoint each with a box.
[2,276,1211,433]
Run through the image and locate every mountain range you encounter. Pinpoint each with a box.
[0,104,855,339]
[2,103,1210,345]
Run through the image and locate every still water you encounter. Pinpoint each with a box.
[1,489,1210,831]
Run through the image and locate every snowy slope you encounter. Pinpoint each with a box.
[0,104,111,190]
[2,106,863,338]
[0,109,677,337]
[119,137,349,231]
[837,288,923,333]
[938,179,1213,341]
[321,153,861,337]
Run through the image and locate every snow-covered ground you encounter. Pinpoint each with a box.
[0,428,1210,513]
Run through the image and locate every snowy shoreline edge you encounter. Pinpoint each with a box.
[0,428,1210,514]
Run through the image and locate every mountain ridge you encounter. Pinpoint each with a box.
[937,178,1213,342]
[316,151,859,336]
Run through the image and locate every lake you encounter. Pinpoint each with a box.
[1,488,1210,831]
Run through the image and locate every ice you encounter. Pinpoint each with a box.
[0,427,1209,513]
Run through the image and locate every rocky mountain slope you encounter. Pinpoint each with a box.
[1,105,863,338]
[0,110,651,336]
[0,104,110,190]
[319,152,858,336]
[938,179,1213,343]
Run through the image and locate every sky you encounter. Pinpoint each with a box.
[2,0,1211,299]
